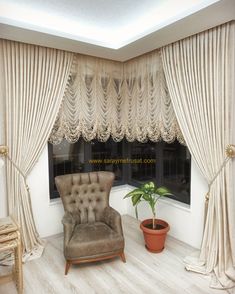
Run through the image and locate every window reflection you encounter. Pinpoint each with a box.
[162,142,191,204]
[130,141,156,183]
[90,139,123,183]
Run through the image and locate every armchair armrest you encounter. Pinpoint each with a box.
[62,212,76,246]
[103,207,123,236]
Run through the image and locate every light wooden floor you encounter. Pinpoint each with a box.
[0,215,234,294]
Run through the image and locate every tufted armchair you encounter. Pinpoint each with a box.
[55,171,125,275]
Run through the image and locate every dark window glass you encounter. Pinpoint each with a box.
[49,140,85,199]
[162,142,191,204]
[130,141,156,184]
[128,141,191,204]
[90,139,124,184]
[48,139,191,204]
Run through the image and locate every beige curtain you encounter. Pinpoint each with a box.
[0,39,74,260]
[162,22,235,290]
[49,51,184,144]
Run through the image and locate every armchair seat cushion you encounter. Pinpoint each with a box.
[65,222,124,260]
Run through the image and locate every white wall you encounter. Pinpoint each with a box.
[1,143,207,249]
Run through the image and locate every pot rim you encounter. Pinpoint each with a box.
[140,218,170,235]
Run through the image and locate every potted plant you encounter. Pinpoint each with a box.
[124,181,172,253]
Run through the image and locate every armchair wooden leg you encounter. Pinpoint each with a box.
[119,252,126,263]
[65,261,71,275]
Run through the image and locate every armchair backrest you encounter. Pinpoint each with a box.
[55,171,115,224]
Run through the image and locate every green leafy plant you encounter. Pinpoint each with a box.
[124,181,172,229]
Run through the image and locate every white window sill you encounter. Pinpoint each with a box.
[49,197,62,206]
[125,184,191,213]
[158,197,191,212]
[111,184,130,192]
[49,184,191,213]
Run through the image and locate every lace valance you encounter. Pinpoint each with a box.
[49,50,184,144]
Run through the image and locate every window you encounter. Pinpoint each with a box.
[48,138,125,198]
[130,141,156,184]
[48,139,191,204]
[128,141,191,204]
[48,139,86,198]
[162,142,191,204]
[89,139,124,184]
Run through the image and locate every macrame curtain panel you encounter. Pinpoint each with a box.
[49,51,184,144]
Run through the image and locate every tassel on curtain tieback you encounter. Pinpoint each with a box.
[204,144,235,226]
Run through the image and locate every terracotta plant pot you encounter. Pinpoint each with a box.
[140,219,170,253]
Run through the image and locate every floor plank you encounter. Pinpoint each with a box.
[0,215,233,294]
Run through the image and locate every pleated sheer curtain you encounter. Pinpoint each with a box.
[49,50,184,144]
[0,40,74,261]
[162,22,235,290]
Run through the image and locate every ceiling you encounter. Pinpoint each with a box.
[0,0,234,61]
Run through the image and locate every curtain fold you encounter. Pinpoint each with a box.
[0,39,74,260]
[161,22,235,290]
[49,51,184,144]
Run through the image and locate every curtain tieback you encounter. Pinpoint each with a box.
[6,154,29,190]
[204,144,235,225]
[0,145,29,191]
[206,144,235,201]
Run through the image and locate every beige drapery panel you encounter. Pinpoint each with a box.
[0,40,74,260]
[49,51,184,144]
[162,22,235,290]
